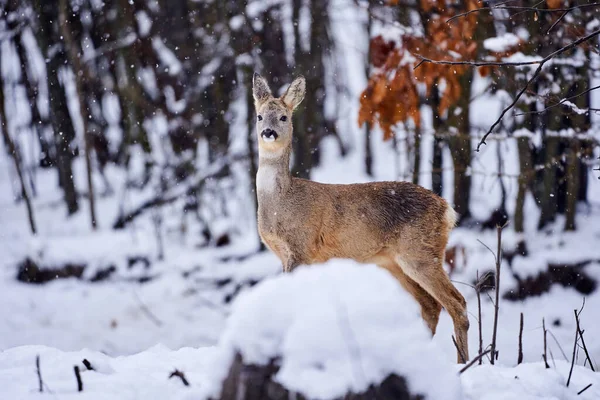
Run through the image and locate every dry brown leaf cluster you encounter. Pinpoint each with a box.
[359,0,481,140]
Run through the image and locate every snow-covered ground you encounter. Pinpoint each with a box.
[2,345,599,399]
[2,0,600,397]
[1,264,599,400]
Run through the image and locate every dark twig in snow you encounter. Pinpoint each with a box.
[578,383,593,395]
[542,318,550,369]
[133,291,163,327]
[82,359,95,371]
[479,222,507,365]
[574,300,595,372]
[547,329,569,362]
[518,312,524,365]
[567,320,579,387]
[74,365,83,392]
[169,370,190,386]
[459,350,492,375]
[36,355,43,393]
[476,271,484,365]
[490,223,505,364]
[549,348,557,370]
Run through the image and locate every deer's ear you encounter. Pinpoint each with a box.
[253,73,272,108]
[281,76,305,110]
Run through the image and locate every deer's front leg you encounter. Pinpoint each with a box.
[283,254,299,273]
[264,237,297,272]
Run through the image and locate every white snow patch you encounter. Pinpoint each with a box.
[152,37,182,75]
[135,10,152,37]
[229,15,244,31]
[484,33,521,53]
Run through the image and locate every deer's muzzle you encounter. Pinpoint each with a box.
[261,128,279,142]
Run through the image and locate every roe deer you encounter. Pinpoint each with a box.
[253,73,469,363]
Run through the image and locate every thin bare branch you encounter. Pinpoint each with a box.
[169,370,190,386]
[567,316,579,387]
[490,223,506,364]
[575,301,595,372]
[515,85,600,117]
[459,349,492,374]
[548,329,569,361]
[413,55,543,69]
[547,10,569,34]
[476,29,600,151]
[476,271,483,365]
[133,291,163,327]
[414,28,600,151]
[446,2,600,24]
[578,383,593,395]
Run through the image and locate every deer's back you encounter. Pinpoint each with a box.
[258,178,451,265]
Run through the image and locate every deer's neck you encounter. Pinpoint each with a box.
[257,146,292,197]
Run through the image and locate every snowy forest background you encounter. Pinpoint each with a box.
[1,0,600,398]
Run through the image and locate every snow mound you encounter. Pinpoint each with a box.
[207,260,463,400]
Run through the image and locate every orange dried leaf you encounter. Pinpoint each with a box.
[372,79,388,104]
[546,0,562,9]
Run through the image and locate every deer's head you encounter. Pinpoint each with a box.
[252,73,305,156]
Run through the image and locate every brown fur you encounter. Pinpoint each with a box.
[252,74,469,362]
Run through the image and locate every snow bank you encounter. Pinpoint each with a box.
[461,361,600,400]
[3,345,598,399]
[0,344,217,399]
[2,263,600,400]
[204,260,463,400]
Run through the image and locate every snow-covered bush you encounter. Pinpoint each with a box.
[204,260,463,400]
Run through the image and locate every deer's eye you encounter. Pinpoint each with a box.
[257,115,263,121]
[280,116,287,122]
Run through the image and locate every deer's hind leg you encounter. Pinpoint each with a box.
[378,260,442,335]
[394,253,470,363]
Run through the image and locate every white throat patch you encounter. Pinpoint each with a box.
[257,165,278,193]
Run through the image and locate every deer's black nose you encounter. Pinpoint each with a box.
[261,128,278,140]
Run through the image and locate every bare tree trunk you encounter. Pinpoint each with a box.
[537,136,559,230]
[432,137,443,196]
[33,0,79,215]
[0,80,37,234]
[291,0,311,178]
[14,33,53,169]
[364,0,373,177]
[412,126,421,185]
[59,0,97,229]
[564,64,591,231]
[564,139,579,231]
[430,79,443,197]
[514,137,533,238]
